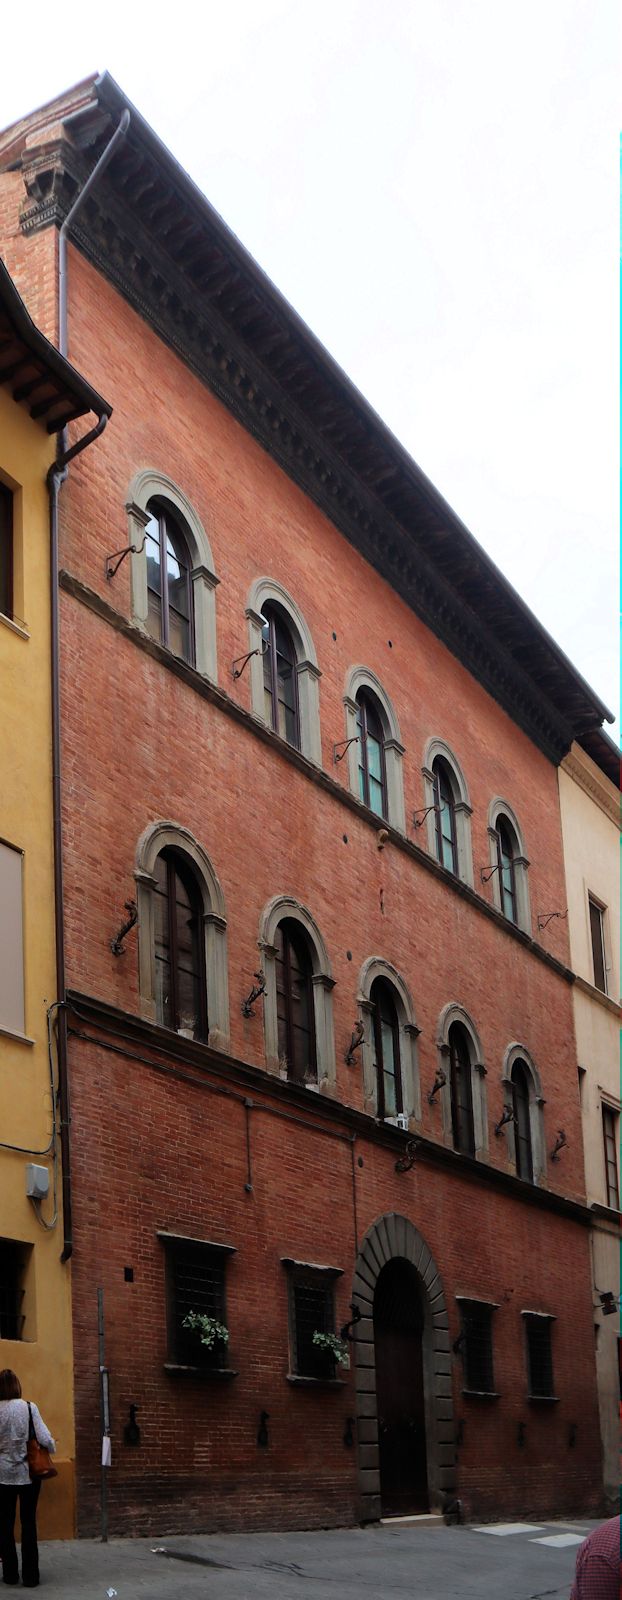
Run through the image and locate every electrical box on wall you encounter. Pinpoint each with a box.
[25,1164,49,1200]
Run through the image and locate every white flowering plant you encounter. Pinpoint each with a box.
[312,1331,350,1368]
[182,1311,229,1351]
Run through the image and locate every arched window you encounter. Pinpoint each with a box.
[370,978,402,1119]
[126,469,219,681]
[496,819,518,922]
[511,1059,533,1182]
[343,668,405,832]
[448,1022,475,1156]
[145,502,194,662]
[246,580,321,764]
[422,741,473,886]
[259,897,336,1090]
[275,919,316,1083]
[356,691,387,819]
[153,849,207,1039]
[134,821,229,1051]
[261,605,300,748]
[432,758,458,874]
[487,801,530,932]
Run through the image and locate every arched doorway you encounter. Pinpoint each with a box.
[352,1213,456,1523]
[374,1258,428,1514]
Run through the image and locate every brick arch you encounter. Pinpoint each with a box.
[351,1213,456,1522]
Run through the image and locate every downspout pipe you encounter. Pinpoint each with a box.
[58,108,130,356]
[51,107,128,1262]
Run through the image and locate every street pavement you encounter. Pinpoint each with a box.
[31,1517,599,1598]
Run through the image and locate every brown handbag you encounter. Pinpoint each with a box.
[26,1403,57,1480]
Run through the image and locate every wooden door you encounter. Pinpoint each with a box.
[374,1259,428,1516]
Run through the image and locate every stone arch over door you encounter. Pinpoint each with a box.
[352,1213,456,1522]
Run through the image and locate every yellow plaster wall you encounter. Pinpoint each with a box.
[558,745,620,1509]
[0,387,75,1536]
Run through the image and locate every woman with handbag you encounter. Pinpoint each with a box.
[0,1369,55,1588]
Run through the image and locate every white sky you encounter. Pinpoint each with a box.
[3,0,619,732]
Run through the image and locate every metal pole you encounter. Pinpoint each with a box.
[97,1288,109,1543]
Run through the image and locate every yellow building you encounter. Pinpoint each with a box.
[559,733,620,1511]
[0,259,110,1536]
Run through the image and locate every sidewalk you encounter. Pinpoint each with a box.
[30,1519,595,1599]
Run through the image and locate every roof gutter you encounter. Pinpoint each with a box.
[51,108,128,1262]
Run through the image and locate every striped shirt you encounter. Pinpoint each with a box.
[570,1518,621,1600]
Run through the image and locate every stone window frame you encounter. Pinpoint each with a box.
[435,1002,488,1158]
[421,738,473,887]
[487,797,531,933]
[245,578,322,764]
[258,896,336,1091]
[126,469,219,682]
[343,667,405,832]
[135,820,229,1051]
[355,957,422,1126]
[501,1042,547,1186]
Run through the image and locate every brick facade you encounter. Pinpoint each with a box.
[0,83,607,1533]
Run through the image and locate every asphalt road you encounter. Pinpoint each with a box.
[31,1518,598,1598]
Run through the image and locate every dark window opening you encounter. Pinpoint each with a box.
[261,606,300,748]
[153,849,207,1041]
[524,1314,555,1398]
[356,691,387,819]
[289,1271,336,1379]
[449,1023,475,1156]
[432,759,458,874]
[275,920,316,1083]
[370,977,403,1120]
[511,1060,534,1183]
[588,897,607,993]
[164,1238,229,1368]
[496,819,517,922]
[0,485,13,621]
[459,1300,495,1393]
[145,500,194,663]
[0,1240,28,1341]
[602,1106,619,1210]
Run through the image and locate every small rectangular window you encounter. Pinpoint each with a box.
[0,486,13,620]
[284,1262,340,1380]
[602,1106,619,1210]
[0,841,25,1036]
[524,1313,555,1398]
[161,1235,232,1369]
[458,1300,495,1393]
[588,897,607,993]
[0,1239,32,1341]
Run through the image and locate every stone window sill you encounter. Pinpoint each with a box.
[0,1022,34,1047]
[461,1389,500,1400]
[0,612,29,641]
[527,1393,559,1404]
[163,1364,238,1380]
[286,1373,346,1389]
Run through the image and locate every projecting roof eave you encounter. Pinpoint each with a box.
[0,254,111,430]
[13,68,609,754]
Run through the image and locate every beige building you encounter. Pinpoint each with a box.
[559,733,620,1509]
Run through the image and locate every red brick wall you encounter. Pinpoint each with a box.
[68,1030,601,1535]
[0,204,601,1528]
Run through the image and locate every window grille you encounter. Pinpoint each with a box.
[165,1239,228,1367]
[524,1314,555,1398]
[460,1300,494,1392]
[290,1273,336,1379]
